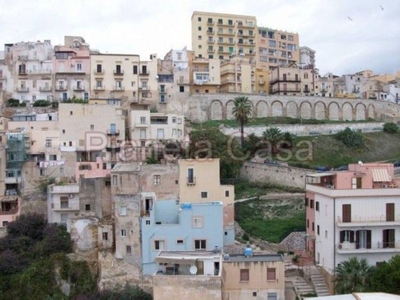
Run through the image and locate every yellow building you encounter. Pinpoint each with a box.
[258,27,300,71]
[270,65,313,96]
[188,52,221,94]
[192,11,257,61]
[220,55,255,93]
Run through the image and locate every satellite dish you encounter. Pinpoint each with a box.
[189,265,198,275]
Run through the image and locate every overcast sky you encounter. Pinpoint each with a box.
[1,0,399,75]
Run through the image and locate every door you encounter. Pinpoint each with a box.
[110,123,116,135]
[386,203,395,222]
[342,204,351,222]
[383,229,395,248]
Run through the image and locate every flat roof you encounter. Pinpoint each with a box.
[226,254,283,263]
[112,163,142,173]
[306,172,335,178]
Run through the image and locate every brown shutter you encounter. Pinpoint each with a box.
[367,230,371,249]
[383,229,388,248]
[343,204,351,222]
[340,231,345,243]
[355,231,360,249]
[350,231,354,243]
[389,229,395,248]
[386,203,395,222]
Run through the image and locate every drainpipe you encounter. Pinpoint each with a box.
[333,197,336,295]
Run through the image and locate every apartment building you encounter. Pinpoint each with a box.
[141,200,224,275]
[258,27,299,71]
[192,11,257,61]
[299,46,316,69]
[220,55,255,93]
[179,159,235,246]
[306,163,400,291]
[189,53,221,94]
[381,82,400,103]
[163,48,191,94]
[315,72,338,97]
[270,65,313,96]
[53,36,91,102]
[222,253,285,300]
[4,40,53,103]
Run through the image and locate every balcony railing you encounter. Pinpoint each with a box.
[337,241,400,253]
[18,71,27,76]
[107,129,120,136]
[28,70,52,75]
[114,70,124,76]
[16,87,29,93]
[106,145,121,152]
[139,86,150,90]
[73,85,85,91]
[94,86,105,91]
[337,215,400,226]
[39,87,52,92]
[94,69,104,75]
[52,203,80,211]
[0,207,19,215]
[55,86,67,91]
[259,80,265,85]
[187,177,196,185]
[112,86,125,91]
[140,71,150,76]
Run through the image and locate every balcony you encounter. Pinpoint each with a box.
[73,85,85,91]
[16,87,29,93]
[107,129,120,136]
[18,71,28,76]
[94,69,104,75]
[140,71,150,76]
[106,145,121,152]
[135,122,149,128]
[49,185,79,194]
[207,39,215,44]
[114,70,124,76]
[159,88,167,94]
[55,85,67,91]
[94,86,105,91]
[112,86,125,92]
[218,22,234,27]
[5,177,22,184]
[139,85,150,90]
[269,77,301,85]
[207,30,214,35]
[28,70,52,75]
[52,202,80,211]
[337,241,400,254]
[271,88,301,94]
[336,215,400,227]
[39,87,52,92]
[218,30,235,36]
[306,184,400,198]
[187,177,196,185]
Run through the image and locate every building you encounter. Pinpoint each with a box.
[141,200,224,275]
[381,82,400,103]
[315,72,338,98]
[179,159,235,246]
[258,27,299,71]
[270,64,313,96]
[152,250,223,300]
[222,253,285,300]
[299,46,316,69]
[220,55,256,94]
[306,163,400,293]
[53,36,91,102]
[3,40,53,104]
[191,11,257,61]
[47,183,80,227]
[189,53,221,94]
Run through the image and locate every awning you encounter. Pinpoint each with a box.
[155,257,197,265]
[307,172,335,178]
[372,169,391,182]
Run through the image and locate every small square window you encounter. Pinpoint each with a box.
[121,229,127,237]
[201,191,208,198]
[146,220,151,225]
[126,245,131,254]
[102,232,108,240]
[120,206,127,216]
[253,292,257,297]
[192,216,203,228]
[198,17,201,21]
[240,269,249,281]
[225,190,229,197]
[70,111,73,115]
[62,129,65,134]
[154,175,161,186]
[90,125,94,130]
[267,268,276,280]
[177,239,184,244]
[85,204,90,211]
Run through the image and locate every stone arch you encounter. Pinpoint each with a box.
[328,102,340,120]
[368,104,376,120]
[256,100,268,118]
[226,100,235,120]
[342,102,353,121]
[210,100,223,120]
[300,101,312,119]
[355,103,367,121]
[314,101,326,120]
[286,101,298,118]
[271,100,283,117]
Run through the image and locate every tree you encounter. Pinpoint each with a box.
[335,257,373,294]
[370,254,400,294]
[232,96,252,146]
[7,213,47,241]
[263,127,284,154]
[383,122,399,133]
[335,127,365,149]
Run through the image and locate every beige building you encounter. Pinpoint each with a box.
[178,159,235,245]
[192,11,257,61]
[189,53,221,94]
[258,27,299,71]
[220,55,256,93]
[222,253,285,300]
[270,64,313,96]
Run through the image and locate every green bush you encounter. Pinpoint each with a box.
[335,127,365,149]
[383,122,399,133]
[7,98,26,107]
[242,233,250,241]
[32,100,51,107]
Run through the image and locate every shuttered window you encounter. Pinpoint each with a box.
[386,203,395,222]
[342,204,351,222]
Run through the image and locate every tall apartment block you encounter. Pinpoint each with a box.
[191,11,257,61]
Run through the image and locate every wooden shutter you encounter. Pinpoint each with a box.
[342,204,351,222]
[383,229,388,248]
[340,231,345,243]
[350,231,354,243]
[386,203,395,222]
[367,230,371,249]
[389,229,395,248]
[355,231,360,249]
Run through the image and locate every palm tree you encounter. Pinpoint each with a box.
[263,127,284,154]
[335,257,372,294]
[232,96,252,146]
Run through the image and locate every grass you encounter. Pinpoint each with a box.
[234,180,304,200]
[190,117,378,129]
[235,195,305,243]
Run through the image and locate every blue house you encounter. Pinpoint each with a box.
[140,200,224,275]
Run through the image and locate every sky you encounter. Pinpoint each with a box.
[1,0,399,75]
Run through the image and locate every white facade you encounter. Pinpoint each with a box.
[381,83,400,102]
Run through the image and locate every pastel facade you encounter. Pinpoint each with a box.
[306,163,400,289]
[220,55,255,94]
[189,54,221,94]
[141,200,224,275]
[270,65,313,96]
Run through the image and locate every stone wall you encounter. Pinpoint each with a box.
[240,162,310,189]
[221,122,384,137]
[183,93,400,122]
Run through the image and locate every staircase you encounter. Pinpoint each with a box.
[292,277,315,297]
[310,271,330,297]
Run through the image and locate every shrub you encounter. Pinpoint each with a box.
[7,213,47,241]
[242,233,250,241]
[32,100,51,107]
[335,127,365,149]
[383,122,399,133]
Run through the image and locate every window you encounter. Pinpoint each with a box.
[307,219,309,228]
[194,239,206,250]
[154,240,165,250]
[188,168,194,184]
[177,239,184,244]
[352,177,362,189]
[96,80,102,88]
[192,216,203,228]
[356,230,371,249]
[112,175,118,186]
[310,200,314,209]
[386,203,395,221]
[60,196,69,208]
[253,292,257,297]
[267,268,276,280]
[126,245,132,254]
[179,86,184,92]
[102,232,108,240]
[60,213,68,223]
[96,64,102,73]
[133,65,138,74]
[201,191,208,198]
[85,204,90,211]
[342,204,351,222]
[383,229,395,248]
[198,17,201,21]
[312,222,314,231]
[146,220,150,225]
[76,63,82,71]
[304,73,308,79]
[325,230,328,238]
[90,124,94,130]
[119,206,127,216]
[317,225,320,235]
[121,229,127,237]
[240,269,249,282]
[154,175,161,186]
[157,129,164,139]
[267,293,277,300]
[2,221,9,227]
[305,198,309,206]
[225,190,230,197]
[45,139,52,147]
[340,230,354,243]
[316,201,319,211]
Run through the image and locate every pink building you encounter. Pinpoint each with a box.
[76,157,112,181]
[306,162,400,293]
[0,195,20,227]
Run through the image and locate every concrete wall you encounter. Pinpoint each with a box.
[183,94,400,122]
[241,162,309,189]
[221,122,384,137]
[152,275,222,300]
